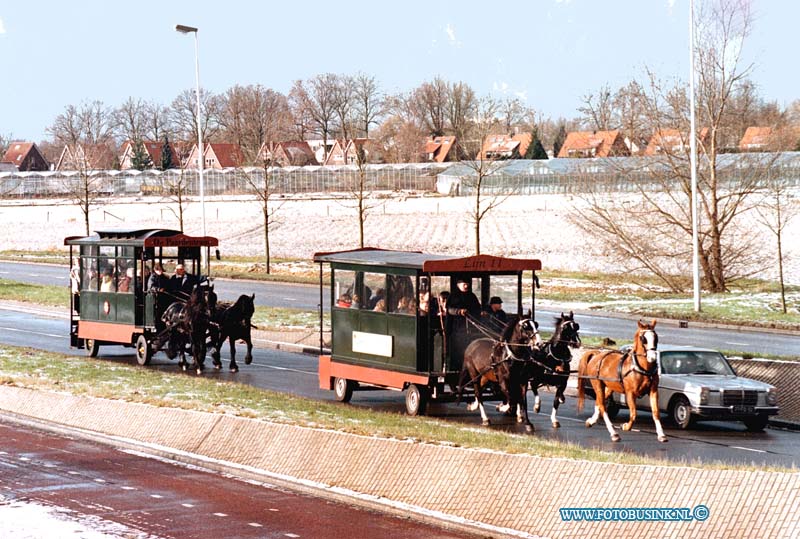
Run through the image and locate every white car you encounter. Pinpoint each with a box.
[608,345,779,431]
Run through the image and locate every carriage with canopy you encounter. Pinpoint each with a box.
[314,248,542,416]
[65,229,218,365]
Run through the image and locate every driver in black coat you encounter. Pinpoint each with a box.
[170,263,197,297]
[446,277,482,369]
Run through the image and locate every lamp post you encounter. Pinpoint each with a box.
[175,24,206,241]
[688,0,701,312]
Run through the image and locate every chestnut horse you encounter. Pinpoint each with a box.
[577,320,667,443]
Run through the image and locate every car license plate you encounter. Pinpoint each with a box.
[733,405,755,414]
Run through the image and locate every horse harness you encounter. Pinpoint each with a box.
[589,349,658,384]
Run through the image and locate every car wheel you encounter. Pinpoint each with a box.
[85,338,100,358]
[333,377,353,403]
[743,414,769,432]
[135,335,152,366]
[670,395,693,429]
[405,384,429,416]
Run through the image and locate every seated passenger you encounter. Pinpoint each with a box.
[336,293,352,308]
[486,296,508,325]
[372,299,386,312]
[367,288,385,310]
[118,267,134,293]
[100,268,116,292]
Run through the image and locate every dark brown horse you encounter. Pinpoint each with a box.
[457,316,539,431]
[209,294,255,373]
[158,285,209,375]
[528,312,581,428]
[577,319,667,442]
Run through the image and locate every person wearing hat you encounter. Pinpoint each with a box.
[487,296,508,325]
[446,277,482,368]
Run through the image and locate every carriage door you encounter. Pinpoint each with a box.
[427,275,450,373]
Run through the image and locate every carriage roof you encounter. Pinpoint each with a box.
[64,228,219,248]
[313,248,541,273]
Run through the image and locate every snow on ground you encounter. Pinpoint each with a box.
[0,497,159,539]
[2,193,798,284]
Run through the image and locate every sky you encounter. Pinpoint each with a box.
[1,0,797,143]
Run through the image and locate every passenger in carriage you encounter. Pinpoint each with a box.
[171,263,197,297]
[100,267,116,292]
[367,288,385,310]
[447,278,482,366]
[148,263,171,331]
[486,296,508,325]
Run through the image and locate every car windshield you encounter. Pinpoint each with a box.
[660,351,735,375]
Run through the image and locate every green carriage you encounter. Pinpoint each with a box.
[65,229,218,365]
[314,248,542,415]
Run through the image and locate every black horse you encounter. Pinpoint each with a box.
[528,312,581,428]
[209,294,256,373]
[157,285,210,375]
[457,316,539,431]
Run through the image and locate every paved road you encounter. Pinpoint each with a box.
[1,260,798,357]
[1,304,798,469]
[0,419,481,539]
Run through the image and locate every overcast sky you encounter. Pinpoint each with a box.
[1,0,796,142]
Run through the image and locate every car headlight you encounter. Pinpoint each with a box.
[767,388,778,406]
[699,387,709,405]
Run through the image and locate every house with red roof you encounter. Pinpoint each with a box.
[422,136,457,163]
[323,139,383,166]
[739,127,774,152]
[257,141,318,166]
[478,133,532,160]
[557,130,630,158]
[643,128,709,156]
[55,143,117,171]
[185,143,244,169]
[1,142,49,171]
[119,140,180,170]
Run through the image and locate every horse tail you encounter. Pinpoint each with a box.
[455,365,470,405]
[576,349,596,413]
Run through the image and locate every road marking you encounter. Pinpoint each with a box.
[94,478,106,483]
[731,446,767,453]
[150,494,164,499]
[121,486,136,490]
[213,512,228,517]
[181,503,194,508]
[269,508,279,512]
[726,342,750,346]
[253,364,316,376]
[285,534,300,538]
[248,523,263,528]
[19,456,30,461]
[67,471,79,475]
[0,326,62,339]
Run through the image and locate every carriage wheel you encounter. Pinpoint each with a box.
[135,335,152,366]
[405,384,429,416]
[333,377,353,403]
[85,338,100,358]
[670,395,694,430]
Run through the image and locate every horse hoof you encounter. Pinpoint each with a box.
[558,396,566,404]
[481,419,491,426]
[245,356,252,365]
[230,367,239,373]
[658,436,668,443]
[533,404,541,414]
[214,364,222,370]
[181,365,187,371]
[525,424,534,433]
[585,420,593,428]
[552,421,561,429]
[622,424,632,432]
[611,433,621,442]
[196,369,203,376]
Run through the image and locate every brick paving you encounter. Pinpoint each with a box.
[1,385,798,539]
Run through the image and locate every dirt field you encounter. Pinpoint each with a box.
[2,193,798,283]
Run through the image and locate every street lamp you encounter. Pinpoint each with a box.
[175,24,206,241]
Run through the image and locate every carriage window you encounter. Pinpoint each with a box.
[117,258,134,293]
[388,274,416,315]
[362,272,385,311]
[489,275,518,313]
[333,269,356,308]
[81,257,98,291]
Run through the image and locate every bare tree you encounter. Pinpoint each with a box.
[446,81,477,144]
[0,132,15,159]
[170,88,222,145]
[237,158,285,273]
[346,143,385,248]
[114,97,149,142]
[456,97,516,254]
[574,0,771,294]
[578,84,615,131]
[754,164,798,313]
[408,77,449,136]
[331,73,357,141]
[48,100,116,146]
[499,97,529,134]
[158,143,194,232]
[289,75,338,161]
[220,84,291,163]
[143,102,174,142]
[613,81,650,151]
[353,73,384,138]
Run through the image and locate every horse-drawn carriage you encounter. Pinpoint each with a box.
[65,228,220,368]
[314,248,550,416]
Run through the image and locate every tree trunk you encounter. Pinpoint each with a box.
[263,206,271,275]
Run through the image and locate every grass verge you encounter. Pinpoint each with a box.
[0,344,791,472]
